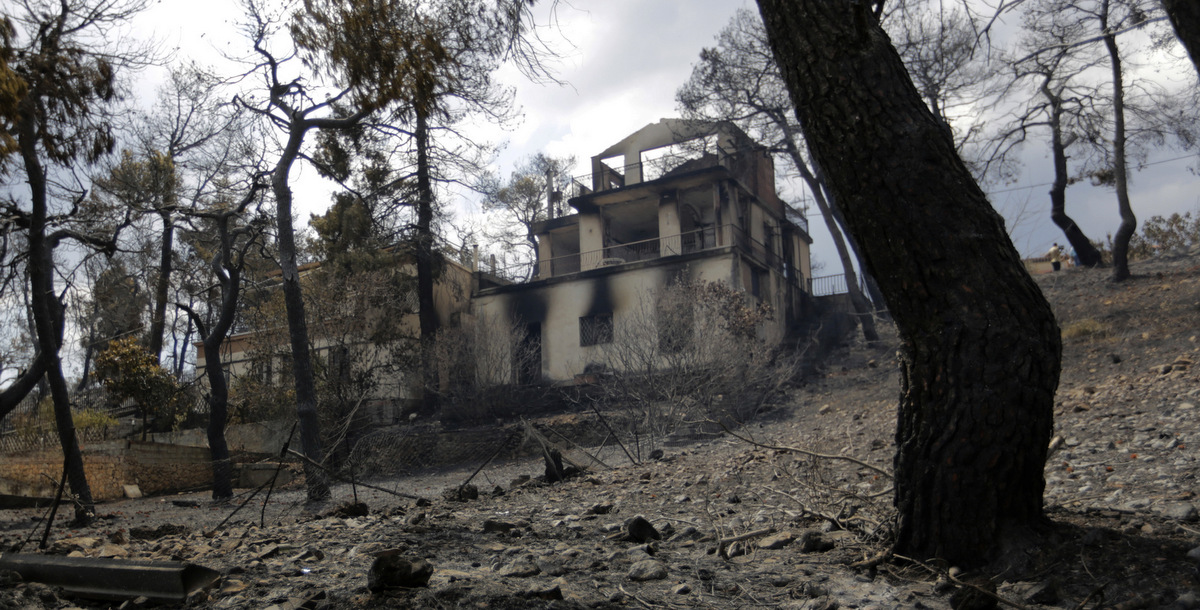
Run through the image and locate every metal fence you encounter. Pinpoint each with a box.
[809,273,868,297]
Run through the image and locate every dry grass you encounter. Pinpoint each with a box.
[1061,318,1110,341]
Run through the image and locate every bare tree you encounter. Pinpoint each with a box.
[178,182,267,500]
[676,9,881,341]
[756,0,1061,567]
[480,153,575,275]
[2,0,156,523]
[889,3,996,162]
[987,8,1111,267]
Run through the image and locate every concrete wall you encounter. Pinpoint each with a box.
[0,441,214,501]
[473,254,742,381]
[148,419,294,455]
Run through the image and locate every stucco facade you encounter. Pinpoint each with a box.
[472,119,814,383]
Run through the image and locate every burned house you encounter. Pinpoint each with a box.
[194,119,813,413]
[470,119,814,383]
[194,254,476,423]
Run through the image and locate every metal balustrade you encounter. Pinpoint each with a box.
[481,225,792,284]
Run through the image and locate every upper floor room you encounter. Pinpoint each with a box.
[523,119,811,285]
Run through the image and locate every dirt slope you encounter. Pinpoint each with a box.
[2,251,1198,609]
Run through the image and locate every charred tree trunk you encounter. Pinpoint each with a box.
[174,308,192,380]
[182,188,262,500]
[757,0,1061,566]
[826,191,887,314]
[1045,81,1103,268]
[147,209,175,363]
[189,304,234,500]
[0,354,47,422]
[75,298,99,392]
[1162,0,1200,75]
[1103,3,1136,282]
[18,108,95,524]
[273,126,330,502]
[415,105,440,414]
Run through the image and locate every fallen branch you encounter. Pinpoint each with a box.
[286,448,425,501]
[591,402,638,465]
[458,427,524,495]
[719,423,892,479]
[260,422,297,528]
[718,526,775,546]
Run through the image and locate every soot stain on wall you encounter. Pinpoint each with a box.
[584,276,615,317]
[506,290,547,325]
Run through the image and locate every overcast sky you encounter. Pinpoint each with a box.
[139,0,1200,273]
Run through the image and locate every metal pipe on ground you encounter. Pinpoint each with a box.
[0,553,220,602]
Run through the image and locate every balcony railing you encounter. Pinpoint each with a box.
[482,225,794,284]
[810,273,870,297]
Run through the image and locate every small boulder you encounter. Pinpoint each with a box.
[758,532,795,550]
[1160,503,1198,522]
[367,553,433,591]
[499,556,541,578]
[625,515,661,543]
[797,530,834,553]
[442,484,478,502]
[627,560,667,582]
[525,584,563,600]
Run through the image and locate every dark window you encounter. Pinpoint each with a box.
[251,358,273,383]
[579,313,613,346]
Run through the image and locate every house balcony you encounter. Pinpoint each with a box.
[481,224,788,283]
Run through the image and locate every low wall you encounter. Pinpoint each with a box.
[148,419,293,455]
[0,441,213,501]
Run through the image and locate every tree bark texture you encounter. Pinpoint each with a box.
[415,107,440,414]
[1162,0,1200,76]
[18,108,95,523]
[1045,85,1103,268]
[1102,4,1136,282]
[757,0,1061,566]
[196,249,239,499]
[0,354,47,421]
[273,126,330,502]
[147,209,175,363]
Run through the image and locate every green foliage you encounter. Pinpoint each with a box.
[73,407,119,430]
[94,336,186,431]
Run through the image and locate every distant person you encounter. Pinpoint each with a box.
[1047,243,1062,272]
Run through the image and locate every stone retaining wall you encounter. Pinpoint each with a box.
[0,441,213,501]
